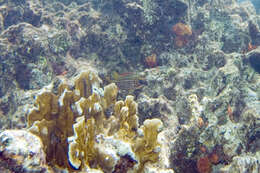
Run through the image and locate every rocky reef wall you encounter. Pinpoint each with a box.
[0,0,259,173]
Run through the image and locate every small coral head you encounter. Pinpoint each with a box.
[172,23,192,36]
[209,153,219,165]
[145,54,157,68]
[172,23,192,48]
[197,156,212,173]
[174,36,188,48]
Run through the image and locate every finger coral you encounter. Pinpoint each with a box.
[27,70,169,173]
[133,118,163,171]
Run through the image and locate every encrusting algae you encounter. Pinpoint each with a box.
[27,70,164,172]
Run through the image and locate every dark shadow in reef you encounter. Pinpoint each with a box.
[248,52,260,73]
[15,64,31,90]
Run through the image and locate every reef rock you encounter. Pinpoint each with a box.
[220,153,260,173]
[0,130,50,173]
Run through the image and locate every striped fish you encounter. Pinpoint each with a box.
[110,71,146,93]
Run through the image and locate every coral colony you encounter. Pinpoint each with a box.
[27,70,164,172]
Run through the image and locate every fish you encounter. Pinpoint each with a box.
[109,71,146,93]
[115,79,143,92]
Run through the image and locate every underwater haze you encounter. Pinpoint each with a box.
[0,0,259,173]
[239,0,260,13]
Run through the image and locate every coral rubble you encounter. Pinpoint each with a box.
[0,130,49,172]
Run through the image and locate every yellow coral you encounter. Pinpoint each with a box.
[27,92,59,126]
[27,70,103,168]
[27,70,164,172]
[115,95,139,140]
[74,71,101,98]
[68,116,97,169]
[103,83,118,109]
[133,118,163,172]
